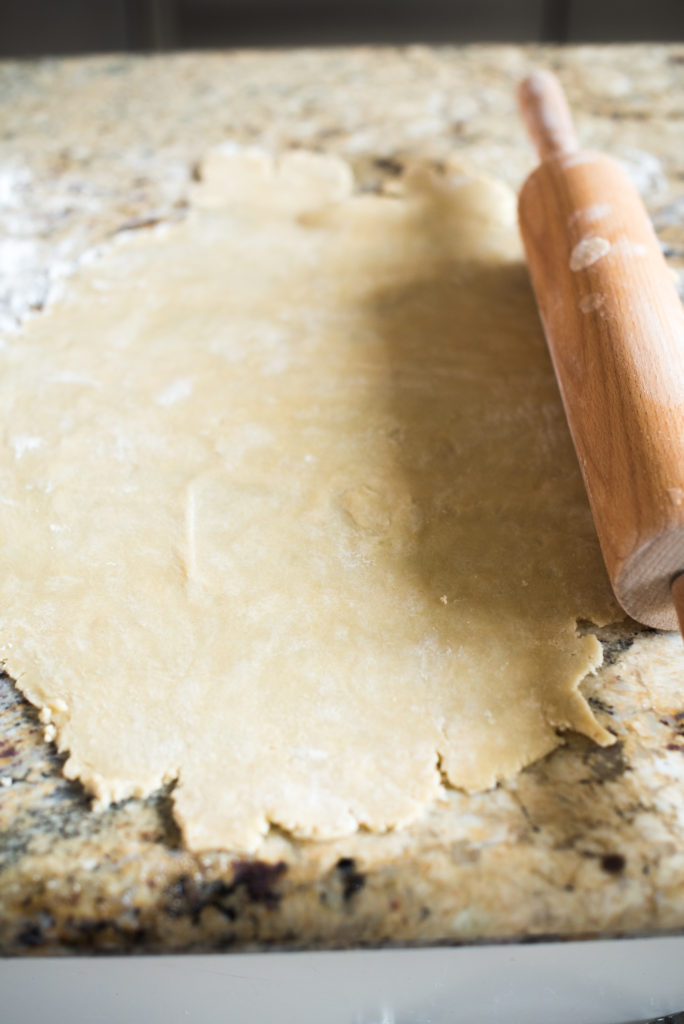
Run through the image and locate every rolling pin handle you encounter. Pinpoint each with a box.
[672,573,684,640]
[518,70,579,162]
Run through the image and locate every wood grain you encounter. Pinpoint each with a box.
[518,74,684,630]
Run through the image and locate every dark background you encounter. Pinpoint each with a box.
[1,0,683,57]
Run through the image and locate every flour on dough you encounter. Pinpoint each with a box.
[0,148,618,852]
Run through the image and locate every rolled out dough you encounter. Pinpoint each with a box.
[0,148,618,852]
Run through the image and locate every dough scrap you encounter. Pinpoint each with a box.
[0,148,618,852]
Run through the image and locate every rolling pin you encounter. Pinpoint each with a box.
[517,71,684,636]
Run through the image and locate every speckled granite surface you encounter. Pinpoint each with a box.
[1,45,684,955]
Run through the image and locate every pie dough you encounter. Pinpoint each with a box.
[0,148,618,852]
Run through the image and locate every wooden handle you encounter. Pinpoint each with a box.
[518,73,684,631]
[518,71,578,161]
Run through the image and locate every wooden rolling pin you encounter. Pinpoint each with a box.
[517,71,684,635]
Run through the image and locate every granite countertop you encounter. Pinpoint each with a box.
[1,44,684,956]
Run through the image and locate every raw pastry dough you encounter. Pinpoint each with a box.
[0,149,618,852]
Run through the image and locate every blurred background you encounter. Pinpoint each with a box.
[1,0,683,56]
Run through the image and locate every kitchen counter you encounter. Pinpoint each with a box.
[1,45,684,955]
